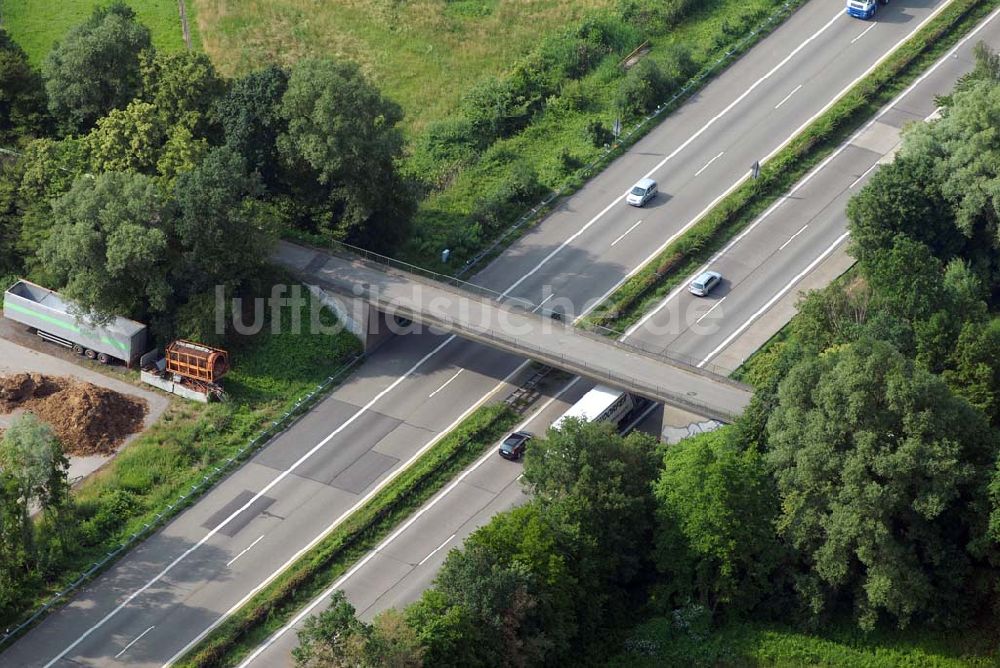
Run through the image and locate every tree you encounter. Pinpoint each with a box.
[0,413,67,510]
[139,50,225,137]
[0,414,70,620]
[945,317,1000,424]
[766,340,1000,630]
[218,65,289,188]
[43,2,151,135]
[0,29,49,143]
[899,79,1000,291]
[9,137,88,282]
[653,428,784,617]
[294,591,368,668]
[278,58,414,251]
[39,171,172,321]
[294,591,424,668]
[846,154,956,266]
[172,146,272,298]
[84,100,166,174]
[522,420,660,648]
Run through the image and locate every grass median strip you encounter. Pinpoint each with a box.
[177,402,520,668]
[580,0,999,338]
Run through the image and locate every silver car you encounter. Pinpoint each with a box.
[688,270,722,297]
[626,178,657,207]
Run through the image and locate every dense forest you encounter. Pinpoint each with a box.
[288,45,1000,667]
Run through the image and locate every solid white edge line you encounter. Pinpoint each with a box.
[626,0,995,340]
[162,353,535,667]
[697,232,849,367]
[498,8,846,300]
[41,1,980,665]
[233,377,582,668]
[114,626,154,659]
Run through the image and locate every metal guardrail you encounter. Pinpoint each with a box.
[0,354,366,649]
[318,243,740,382]
[452,0,803,281]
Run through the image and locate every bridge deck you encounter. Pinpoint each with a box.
[275,241,752,422]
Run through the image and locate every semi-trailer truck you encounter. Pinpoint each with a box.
[2,279,148,367]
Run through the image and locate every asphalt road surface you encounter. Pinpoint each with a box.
[3,1,971,665]
[233,9,1000,666]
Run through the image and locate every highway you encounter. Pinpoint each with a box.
[275,241,753,420]
[1,1,967,665]
[233,8,1000,666]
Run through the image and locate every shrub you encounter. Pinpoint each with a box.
[471,161,544,233]
[618,59,674,116]
[586,119,615,147]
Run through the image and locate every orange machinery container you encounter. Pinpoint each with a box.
[165,340,229,384]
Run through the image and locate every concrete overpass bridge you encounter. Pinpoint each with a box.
[274,241,752,422]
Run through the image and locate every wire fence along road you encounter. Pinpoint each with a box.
[0,355,365,649]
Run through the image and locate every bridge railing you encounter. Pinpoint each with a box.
[317,240,745,386]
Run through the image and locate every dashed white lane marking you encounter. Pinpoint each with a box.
[695,151,725,176]
[227,535,266,568]
[775,84,803,109]
[611,220,643,247]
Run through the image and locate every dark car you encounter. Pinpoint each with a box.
[498,431,533,460]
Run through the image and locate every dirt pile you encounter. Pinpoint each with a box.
[0,374,147,455]
[0,373,60,410]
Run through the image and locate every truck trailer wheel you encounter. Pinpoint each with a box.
[85,348,97,360]
[97,352,110,365]
[72,343,84,355]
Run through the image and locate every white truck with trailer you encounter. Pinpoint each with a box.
[2,279,148,367]
[552,384,635,431]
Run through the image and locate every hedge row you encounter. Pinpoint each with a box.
[581,0,997,335]
[178,402,519,668]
